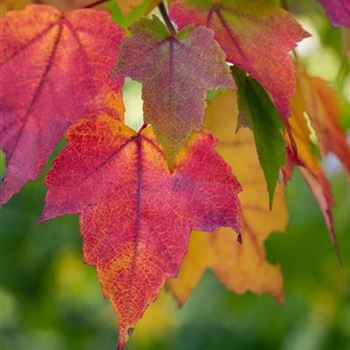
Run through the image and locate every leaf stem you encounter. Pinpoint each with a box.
[139,123,148,133]
[84,0,110,9]
[281,0,289,11]
[158,2,176,35]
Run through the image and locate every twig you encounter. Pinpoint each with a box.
[158,2,176,35]
[84,0,110,9]
[281,0,289,11]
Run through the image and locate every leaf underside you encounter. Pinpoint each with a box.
[116,16,235,164]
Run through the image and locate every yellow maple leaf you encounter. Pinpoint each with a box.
[131,292,178,343]
[297,63,350,179]
[283,63,347,252]
[169,91,288,305]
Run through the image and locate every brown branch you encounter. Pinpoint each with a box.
[84,0,110,9]
[158,2,176,35]
[281,0,289,11]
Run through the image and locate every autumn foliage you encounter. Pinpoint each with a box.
[1,0,349,349]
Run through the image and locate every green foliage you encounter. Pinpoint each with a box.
[233,67,286,208]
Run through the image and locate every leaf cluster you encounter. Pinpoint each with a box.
[1,0,349,348]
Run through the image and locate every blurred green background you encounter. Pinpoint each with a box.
[1,1,350,350]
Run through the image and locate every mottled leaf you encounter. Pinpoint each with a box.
[40,115,242,349]
[170,0,309,120]
[169,91,287,305]
[319,0,350,27]
[115,16,235,164]
[0,5,124,205]
[233,67,286,208]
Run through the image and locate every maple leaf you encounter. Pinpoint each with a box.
[169,0,309,120]
[282,68,340,255]
[297,64,350,180]
[169,91,288,305]
[319,0,350,27]
[40,115,242,349]
[0,5,124,205]
[115,16,235,164]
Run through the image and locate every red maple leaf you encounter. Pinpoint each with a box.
[39,115,242,349]
[170,0,309,120]
[0,5,124,204]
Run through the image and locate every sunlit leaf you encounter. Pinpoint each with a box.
[40,115,242,349]
[298,63,350,179]
[169,91,287,305]
[283,66,341,256]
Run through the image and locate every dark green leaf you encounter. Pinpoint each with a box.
[233,67,286,208]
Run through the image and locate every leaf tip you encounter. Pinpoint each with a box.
[330,230,343,268]
[276,290,285,305]
[116,343,125,350]
[116,327,134,350]
[36,213,47,225]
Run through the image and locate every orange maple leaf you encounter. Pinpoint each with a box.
[297,64,350,179]
[283,63,348,258]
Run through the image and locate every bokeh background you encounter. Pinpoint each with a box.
[1,1,350,349]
